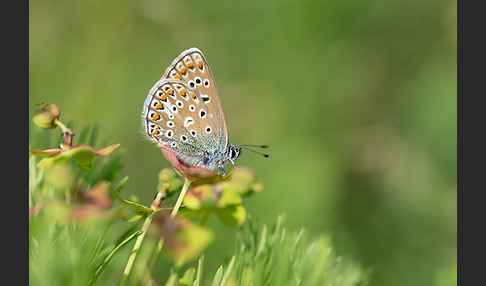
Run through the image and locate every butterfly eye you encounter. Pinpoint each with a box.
[188,80,195,88]
[189,105,196,112]
[176,101,183,108]
[167,121,174,128]
[203,79,210,87]
[205,126,212,134]
[199,109,207,118]
[171,142,177,148]
[181,135,188,142]
[190,130,197,137]
[168,114,174,120]
[156,90,163,97]
[171,106,178,113]
[165,130,173,138]
[231,149,237,159]
[194,77,202,86]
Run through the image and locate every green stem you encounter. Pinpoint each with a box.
[149,178,191,272]
[54,119,74,146]
[120,179,190,285]
[120,189,166,286]
[170,178,191,217]
[120,214,153,286]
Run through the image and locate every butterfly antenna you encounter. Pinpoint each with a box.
[238,144,269,149]
[241,146,270,158]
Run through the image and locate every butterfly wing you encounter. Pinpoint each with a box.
[141,78,224,168]
[161,48,228,149]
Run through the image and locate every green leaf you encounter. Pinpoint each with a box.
[172,223,213,267]
[35,144,120,171]
[70,147,97,171]
[115,176,129,192]
[217,205,247,227]
[158,168,183,196]
[179,267,196,286]
[153,213,213,267]
[29,149,63,156]
[127,214,143,222]
[217,188,242,208]
[96,144,120,156]
[110,187,153,215]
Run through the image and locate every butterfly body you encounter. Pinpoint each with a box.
[141,48,247,176]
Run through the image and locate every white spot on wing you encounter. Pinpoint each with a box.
[184,117,194,127]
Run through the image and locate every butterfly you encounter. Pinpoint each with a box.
[141,47,268,176]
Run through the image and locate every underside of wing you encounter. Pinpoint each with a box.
[141,78,224,167]
[161,47,228,148]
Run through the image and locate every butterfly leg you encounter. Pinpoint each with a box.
[218,162,227,177]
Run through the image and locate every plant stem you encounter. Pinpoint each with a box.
[171,178,191,217]
[120,189,167,286]
[120,213,153,286]
[54,119,74,146]
[120,178,190,285]
[149,178,191,273]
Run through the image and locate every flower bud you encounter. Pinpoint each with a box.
[33,104,60,129]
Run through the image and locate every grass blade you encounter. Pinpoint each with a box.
[210,266,223,286]
[193,255,204,286]
[88,230,142,286]
[220,256,235,286]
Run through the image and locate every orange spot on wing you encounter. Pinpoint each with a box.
[198,62,203,69]
[152,114,160,121]
[168,89,174,95]
[190,92,197,99]
[155,103,163,109]
[152,130,160,135]
[173,74,182,80]
[180,89,187,96]
[161,95,167,101]
[187,62,194,68]
[179,67,186,74]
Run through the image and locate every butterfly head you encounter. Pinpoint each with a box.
[216,144,269,176]
[227,145,242,164]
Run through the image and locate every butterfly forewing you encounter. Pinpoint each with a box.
[142,78,224,167]
[161,48,228,149]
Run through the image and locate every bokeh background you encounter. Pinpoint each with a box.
[29,0,457,285]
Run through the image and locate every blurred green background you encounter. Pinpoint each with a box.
[29,0,456,285]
